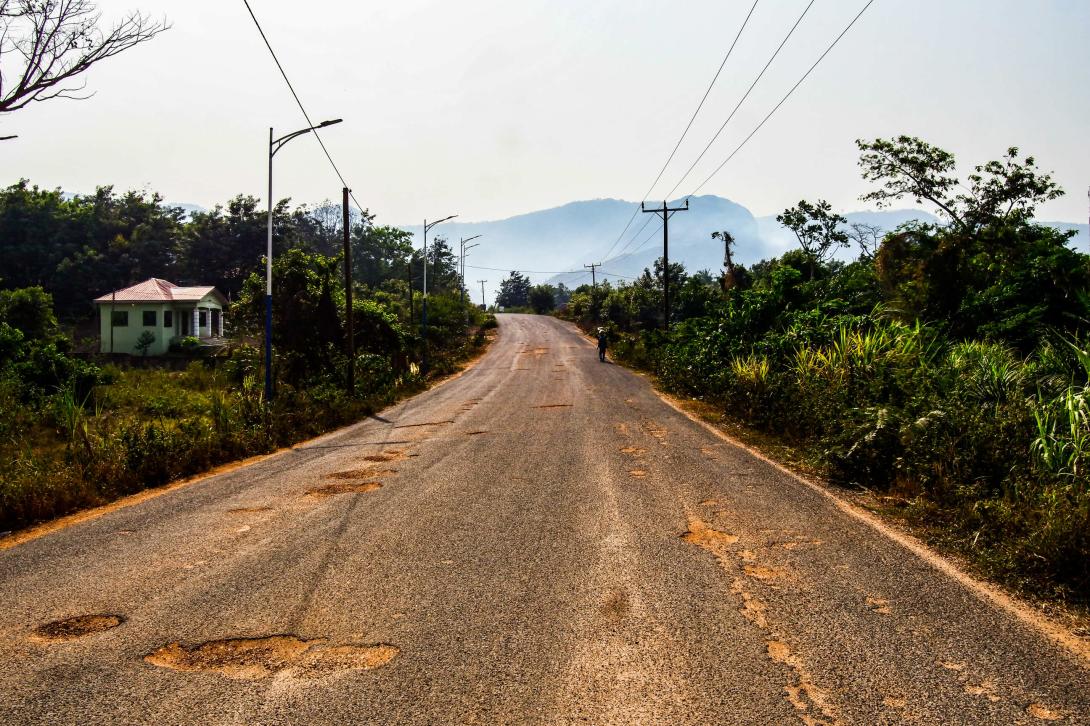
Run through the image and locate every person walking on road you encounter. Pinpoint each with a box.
[596,327,608,362]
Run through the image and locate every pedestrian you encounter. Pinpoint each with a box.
[596,327,608,362]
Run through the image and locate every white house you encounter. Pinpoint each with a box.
[94,278,228,355]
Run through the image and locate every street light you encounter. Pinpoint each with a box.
[265,118,342,402]
[420,214,456,372]
[459,235,482,331]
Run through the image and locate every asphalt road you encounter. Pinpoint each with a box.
[1,313,1087,725]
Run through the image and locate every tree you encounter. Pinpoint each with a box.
[712,230,742,290]
[776,200,848,279]
[529,284,556,314]
[496,271,530,308]
[0,0,168,130]
[134,329,154,356]
[847,222,883,262]
[856,137,1063,234]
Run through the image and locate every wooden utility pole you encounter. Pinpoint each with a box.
[584,262,601,322]
[478,280,488,308]
[342,187,354,395]
[583,262,600,291]
[641,199,690,331]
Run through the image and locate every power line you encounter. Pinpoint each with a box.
[606,0,875,269]
[241,0,369,219]
[688,0,877,198]
[663,0,816,201]
[465,264,586,275]
[595,0,760,264]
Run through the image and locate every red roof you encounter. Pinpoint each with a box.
[94,278,225,304]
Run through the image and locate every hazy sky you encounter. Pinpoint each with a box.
[4,0,1089,256]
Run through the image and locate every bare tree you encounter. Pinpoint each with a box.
[846,222,883,262]
[711,230,736,274]
[0,0,168,130]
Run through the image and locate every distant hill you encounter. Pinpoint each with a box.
[394,197,948,298]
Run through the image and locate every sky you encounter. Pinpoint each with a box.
[3,0,1089,261]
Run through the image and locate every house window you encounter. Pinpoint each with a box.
[143,310,157,327]
[111,310,128,327]
[199,311,207,327]
[164,310,173,328]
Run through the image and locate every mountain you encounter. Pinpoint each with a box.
[398,199,1086,304]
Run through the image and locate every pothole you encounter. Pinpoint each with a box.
[32,614,124,642]
[145,635,398,680]
[865,596,892,615]
[743,564,782,582]
[327,468,397,480]
[628,469,647,478]
[534,403,572,409]
[361,451,408,463]
[619,446,647,455]
[1026,703,1063,721]
[681,517,740,550]
[228,507,272,514]
[307,482,382,499]
[466,430,489,436]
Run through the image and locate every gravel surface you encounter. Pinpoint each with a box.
[0,313,1086,724]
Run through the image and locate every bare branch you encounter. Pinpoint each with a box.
[0,0,168,115]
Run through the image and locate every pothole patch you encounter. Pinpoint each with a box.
[327,468,397,480]
[361,451,408,463]
[145,635,398,680]
[743,564,782,582]
[1026,703,1063,721]
[681,517,740,550]
[33,614,124,642]
[865,596,892,615]
[307,482,382,499]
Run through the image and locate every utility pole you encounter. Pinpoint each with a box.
[460,235,482,333]
[584,262,601,322]
[641,199,690,331]
[583,262,600,291]
[407,257,414,328]
[478,280,488,309]
[342,187,354,395]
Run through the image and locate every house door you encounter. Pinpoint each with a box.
[182,312,191,336]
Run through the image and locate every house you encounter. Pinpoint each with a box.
[94,278,228,355]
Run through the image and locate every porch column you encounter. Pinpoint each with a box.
[192,308,200,339]
[218,310,224,337]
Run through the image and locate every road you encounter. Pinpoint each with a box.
[0,313,1087,725]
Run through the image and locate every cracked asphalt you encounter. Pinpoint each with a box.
[0,313,1087,724]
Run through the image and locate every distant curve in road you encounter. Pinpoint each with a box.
[0,313,1086,724]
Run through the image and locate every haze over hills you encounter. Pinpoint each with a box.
[128,194,1086,304]
[398,197,1087,300]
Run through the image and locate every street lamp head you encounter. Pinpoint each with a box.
[318,118,343,128]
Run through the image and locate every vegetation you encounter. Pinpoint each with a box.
[560,137,1090,605]
[0,182,489,533]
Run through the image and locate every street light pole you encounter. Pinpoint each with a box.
[460,235,482,332]
[266,118,342,403]
[419,214,456,372]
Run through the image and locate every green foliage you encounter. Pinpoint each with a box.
[134,330,155,356]
[496,271,531,308]
[529,284,557,314]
